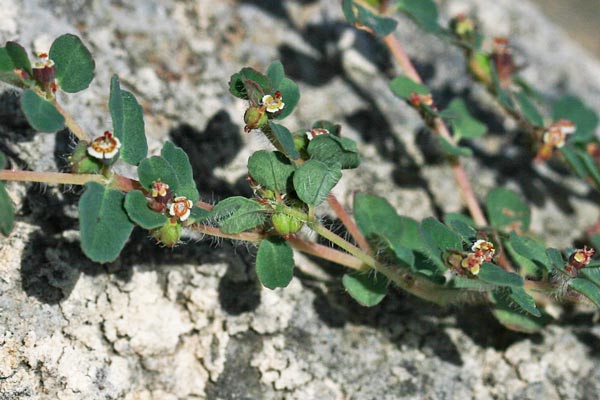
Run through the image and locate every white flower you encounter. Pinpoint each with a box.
[261,92,284,113]
[33,52,55,69]
[169,196,193,222]
[87,131,122,160]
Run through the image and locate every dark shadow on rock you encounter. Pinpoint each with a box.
[169,110,251,200]
[205,331,266,399]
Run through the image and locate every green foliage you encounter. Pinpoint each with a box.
[256,237,295,289]
[210,196,266,234]
[478,263,523,287]
[490,291,551,333]
[343,272,388,306]
[247,150,295,193]
[436,136,473,158]
[508,232,551,272]
[268,122,300,160]
[568,278,600,308]
[161,141,199,201]
[396,0,441,33]
[49,34,95,93]
[138,156,180,193]
[443,99,487,140]
[553,96,599,142]
[274,75,299,120]
[109,75,148,165]
[485,188,530,232]
[124,190,168,229]
[507,287,541,317]
[420,217,464,254]
[307,135,360,169]
[293,160,342,206]
[516,91,544,127]
[0,42,31,86]
[79,182,134,263]
[229,67,271,103]
[20,89,65,132]
[389,75,429,100]
[342,0,398,37]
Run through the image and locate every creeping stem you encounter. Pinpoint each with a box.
[0,169,104,186]
[51,99,91,142]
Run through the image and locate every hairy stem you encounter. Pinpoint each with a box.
[0,169,104,185]
[52,99,91,142]
[327,193,371,253]
[383,34,488,226]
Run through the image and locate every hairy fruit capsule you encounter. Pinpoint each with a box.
[272,212,303,237]
[244,106,268,133]
[151,220,182,247]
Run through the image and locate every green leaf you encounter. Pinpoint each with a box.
[161,141,199,201]
[516,91,544,127]
[389,75,429,100]
[489,291,551,333]
[448,277,498,291]
[124,190,168,230]
[579,151,600,189]
[275,77,300,120]
[485,188,530,232]
[268,122,300,160]
[560,145,588,180]
[247,150,295,193]
[293,160,342,206]
[6,42,31,74]
[479,263,523,287]
[507,287,541,317]
[552,96,599,142]
[79,182,134,263]
[307,135,361,169]
[109,75,148,165]
[187,206,210,224]
[210,196,266,234]
[353,193,422,250]
[228,67,272,103]
[443,98,487,139]
[504,240,540,278]
[581,267,600,287]
[396,0,441,33]
[508,232,551,272]
[569,278,600,308]
[343,0,398,37]
[374,233,415,268]
[0,182,15,236]
[49,34,95,93]
[256,237,294,289]
[436,136,473,157]
[343,271,388,306]
[266,60,285,89]
[138,156,180,194]
[20,89,65,132]
[545,248,565,272]
[444,213,477,242]
[420,217,464,253]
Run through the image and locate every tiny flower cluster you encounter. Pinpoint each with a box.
[261,91,284,113]
[565,246,595,276]
[448,239,495,276]
[32,52,57,88]
[148,181,193,222]
[536,119,576,161]
[87,131,122,163]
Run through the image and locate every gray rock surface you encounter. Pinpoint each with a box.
[0,0,599,399]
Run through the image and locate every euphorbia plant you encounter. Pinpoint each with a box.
[0,25,599,333]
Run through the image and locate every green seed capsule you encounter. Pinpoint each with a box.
[244,106,268,132]
[151,220,182,247]
[69,141,102,174]
[271,212,303,236]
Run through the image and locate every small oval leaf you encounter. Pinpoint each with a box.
[343,272,388,307]
[20,90,65,132]
[79,182,134,263]
[49,34,95,93]
[293,160,342,206]
[124,190,168,230]
[256,237,294,289]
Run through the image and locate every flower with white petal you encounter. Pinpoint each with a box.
[87,131,121,161]
[305,128,330,141]
[261,91,284,113]
[169,196,193,222]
